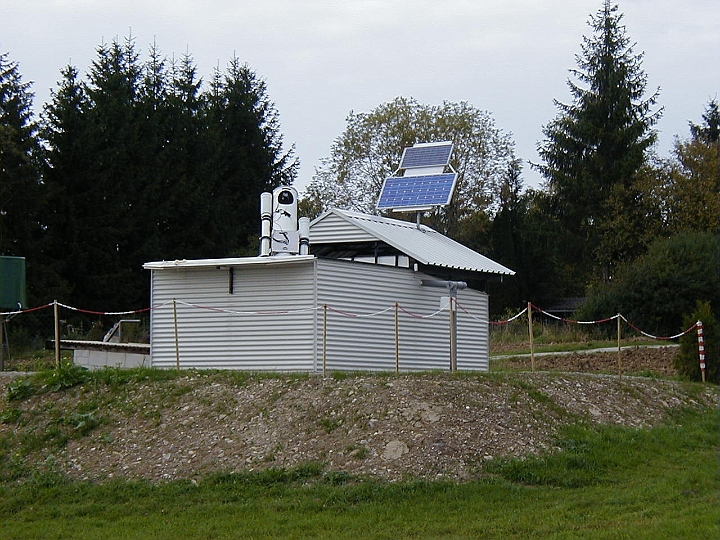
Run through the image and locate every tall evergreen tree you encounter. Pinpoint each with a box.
[40,64,91,303]
[150,52,207,258]
[535,1,662,282]
[203,57,298,256]
[0,51,43,260]
[41,39,298,310]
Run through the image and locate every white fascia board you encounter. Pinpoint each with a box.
[143,254,315,270]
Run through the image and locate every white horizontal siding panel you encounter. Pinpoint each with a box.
[316,259,488,372]
[149,260,317,371]
[455,292,490,371]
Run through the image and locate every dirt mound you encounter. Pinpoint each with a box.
[1,348,714,484]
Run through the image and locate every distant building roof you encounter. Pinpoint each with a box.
[310,209,514,276]
[543,297,586,315]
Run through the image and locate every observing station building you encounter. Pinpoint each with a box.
[143,143,514,373]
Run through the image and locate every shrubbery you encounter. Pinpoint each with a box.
[579,232,718,337]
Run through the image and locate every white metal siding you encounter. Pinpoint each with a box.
[315,259,488,372]
[149,260,317,370]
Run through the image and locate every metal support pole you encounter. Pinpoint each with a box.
[0,315,5,372]
[420,280,466,373]
[697,320,706,383]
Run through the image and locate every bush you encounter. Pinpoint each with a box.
[674,301,718,383]
[580,232,718,336]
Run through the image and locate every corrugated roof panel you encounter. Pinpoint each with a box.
[308,212,376,243]
[310,209,514,276]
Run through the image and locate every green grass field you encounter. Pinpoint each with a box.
[1,405,717,539]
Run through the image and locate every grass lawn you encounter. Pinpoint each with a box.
[1,406,717,539]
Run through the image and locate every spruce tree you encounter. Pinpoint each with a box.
[42,39,298,310]
[535,0,662,282]
[0,51,43,259]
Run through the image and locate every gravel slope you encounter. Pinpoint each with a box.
[1,347,715,483]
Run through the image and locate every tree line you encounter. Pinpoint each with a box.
[1,1,717,340]
[302,1,718,337]
[1,38,297,310]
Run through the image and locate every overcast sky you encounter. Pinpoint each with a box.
[2,0,718,192]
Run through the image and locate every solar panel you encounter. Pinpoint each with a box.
[376,173,457,211]
[399,142,453,170]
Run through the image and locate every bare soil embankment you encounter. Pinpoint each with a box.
[0,346,714,483]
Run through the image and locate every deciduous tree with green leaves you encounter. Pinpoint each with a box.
[659,99,719,234]
[535,0,662,283]
[303,96,517,237]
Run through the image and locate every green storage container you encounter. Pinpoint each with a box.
[0,256,27,310]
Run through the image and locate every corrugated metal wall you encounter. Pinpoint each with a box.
[149,260,317,371]
[148,257,489,372]
[316,259,489,372]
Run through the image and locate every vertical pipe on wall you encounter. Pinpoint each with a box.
[449,297,457,373]
[260,192,272,256]
[323,303,328,377]
[299,217,310,255]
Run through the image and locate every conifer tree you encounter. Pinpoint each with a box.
[0,51,43,259]
[41,39,298,309]
[535,0,662,282]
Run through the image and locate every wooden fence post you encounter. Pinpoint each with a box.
[617,314,622,377]
[697,320,706,383]
[528,302,535,373]
[54,300,60,368]
[172,299,180,371]
[323,304,328,377]
[395,302,399,374]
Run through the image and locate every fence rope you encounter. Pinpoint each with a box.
[487,306,528,325]
[56,302,153,316]
[397,304,446,319]
[0,302,54,317]
[326,305,395,318]
[2,300,703,342]
[174,300,323,317]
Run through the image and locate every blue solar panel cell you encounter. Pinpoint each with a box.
[376,173,457,210]
[399,143,452,169]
